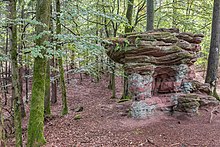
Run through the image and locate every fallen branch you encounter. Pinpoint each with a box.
[146,138,159,147]
[170,143,180,147]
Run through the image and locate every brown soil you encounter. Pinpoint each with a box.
[5,74,220,147]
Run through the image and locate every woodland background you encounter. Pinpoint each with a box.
[0,0,218,146]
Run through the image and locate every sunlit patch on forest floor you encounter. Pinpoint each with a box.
[5,73,220,146]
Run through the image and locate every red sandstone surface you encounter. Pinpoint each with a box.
[5,73,220,146]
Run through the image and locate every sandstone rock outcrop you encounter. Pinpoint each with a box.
[105,28,219,118]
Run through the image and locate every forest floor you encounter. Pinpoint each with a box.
[5,72,220,147]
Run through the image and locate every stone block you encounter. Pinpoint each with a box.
[131,100,156,118]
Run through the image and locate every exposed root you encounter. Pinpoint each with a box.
[209,106,220,123]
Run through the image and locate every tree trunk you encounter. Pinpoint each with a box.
[27,0,50,146]
[122,0,134,99]
[51,9,57,103]
[56,0,68,115]
[0,96,5,146]
[25,56,29,103]
[146,0,154,31]
[51,57,57,104]
[44,61,51,117]
[125,0,134,33]
[8,0,23,146]
[111,63,116,98]
[44,3,53,117]
[205,0,220,95]
[172,0,177,28]
[19,2,26,118]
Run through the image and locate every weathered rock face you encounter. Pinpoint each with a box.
[105,28,219,118]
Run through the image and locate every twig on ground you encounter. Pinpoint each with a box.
[146,138,159,147]
[170,143,180,147]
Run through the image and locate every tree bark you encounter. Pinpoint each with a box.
[44,61,51,117]
[51,57,57,104]
[125,0,134,33]
[205,0,220,91]
[56,0,68,115]
[172,0,177,28]
[0,95,5,146]
[8,0,23,146]
[19,2,26,118]
[111,63,116,98]
[27,0,50,146]
[146,0,154,31]
[122,0,134,99]
[44,3,53,117]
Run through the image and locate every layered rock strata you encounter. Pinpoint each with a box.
[105,28,219,118]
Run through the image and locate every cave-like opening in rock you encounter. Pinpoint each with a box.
[153,67,177,95]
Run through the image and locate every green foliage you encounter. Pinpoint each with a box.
[0,53,9,62]
[118,96,131,103]
[154,0,213,67]
[0,0,217,146]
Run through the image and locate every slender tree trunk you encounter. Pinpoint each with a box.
[19,2,26,118]
[0,96,5,146]
[44,4,53,117]
[0,62,6,107]
[146,0,154,31]
[122,0,134,99]
[5,31,8,95]
[27,0,50,146]
[205,0,220,96]
[25,57,29,103]
[8,0,23,146]
[51,8,57,103]
[125,0,134,33]
[20,88,26,118]
[58,58,68,115]
[4,29,9,105]
[44,61,51,117]
[95,6,100,83]
[111,63,116,98]
[51,57,57,104]
[56,0,68,115]
[108,60,113,90]
[172,0,177,28]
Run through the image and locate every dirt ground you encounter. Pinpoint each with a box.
[5,73,220,147]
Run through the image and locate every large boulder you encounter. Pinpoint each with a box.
[174,94,219,115]
[174,94,200,114]
[104,28,219,118]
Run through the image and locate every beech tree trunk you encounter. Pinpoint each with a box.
[51,57,57,104]
[205,0,220,94]
[125,0,134,33]
[8,0,23,146]
[27,0,51,146]
[146,0,154,31]
[44,61,51,117]
[0,96,5,146]
[44,4,53,117]
[172,0,177,28]
[56,0,68,115]
[122,0,134,99]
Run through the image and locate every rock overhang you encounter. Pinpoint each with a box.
[104,28,219,118]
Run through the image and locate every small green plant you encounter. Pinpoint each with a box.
[74,114,81,120]
[118,95,131,103]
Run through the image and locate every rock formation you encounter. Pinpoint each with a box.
[105,28,219,118]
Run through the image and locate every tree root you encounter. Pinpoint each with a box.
[209,106,220,123]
